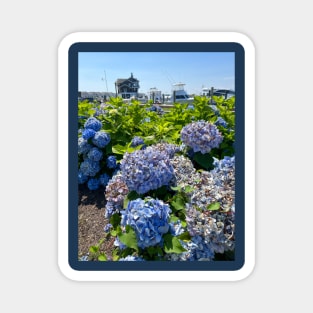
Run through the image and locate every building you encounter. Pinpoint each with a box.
[115,73,140,99]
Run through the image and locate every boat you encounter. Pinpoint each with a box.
[164,83,194,105]
[201,87,235,100]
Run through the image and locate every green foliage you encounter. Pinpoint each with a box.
[193,152,215,170]
[207,202,221,211]
[88,238,108,261]
[117,225,139,252]
[163,234,187,254]
[81,96,236,261]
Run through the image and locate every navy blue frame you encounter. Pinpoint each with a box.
[68,42,245,271]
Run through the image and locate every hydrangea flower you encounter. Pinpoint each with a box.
[120,146,174,194]
[151,142,180,159]
[87,147,103,162]
[78,170,88,184]
[92,131,111,148]
[165,235,215,261]
[181,120,223,154]
[104,223,113,233]
[130,136,145,147]
[213,155,235,171]
[120,198,172,249]
[84,117,102,131]
[118,255,145,261]
[105,173,129,207]
[87,178,100,190]
[78,137,92,154]
[185,203,235,255]
[99,173,110,187]
[79,159,100,177]
[214,116,228,128]
[106,155,117,169]
[82,128,96,140]
[104,172,129,218]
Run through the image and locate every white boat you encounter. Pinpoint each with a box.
[164,83,194,104]
[201,87,235,100]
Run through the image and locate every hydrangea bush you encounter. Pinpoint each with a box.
[77,97,236,261]
[78,116,118,191]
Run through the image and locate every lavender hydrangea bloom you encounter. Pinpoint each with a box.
[151,142,180,159]
[104,172,129,218]
[84,117,102,131]
[105,173,129,207]
[79,159,100,177]
[181,120,223,154]
[87,147,103,162]
[82,128,96,140]
[120,146,174,194]
[78,137,92,154]
[87,178,100,190]
[106,155,117,169]
[130,136,145,147]
[120,198,171,249]
[92,131,111,148]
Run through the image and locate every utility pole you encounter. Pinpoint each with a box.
[102,70,109,93]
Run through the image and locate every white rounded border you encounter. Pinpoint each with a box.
[58,32,255,281]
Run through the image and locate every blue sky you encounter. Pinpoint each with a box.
[79,52,235,95]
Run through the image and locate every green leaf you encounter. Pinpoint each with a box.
[184,185,194,193]
[112,144,127,155]
[118,225,138,251]
[170,186,182,191]
[207,202,221,211]
[98,253,107,261]
[177,232,191,241]
[193,152,214,170]
[170,194,186,211]
[127,190,141,201]
[109,213,121,229]
[89,246,98,254]
[163,234,187,254]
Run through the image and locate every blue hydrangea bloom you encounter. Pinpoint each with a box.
[84,117,102,131]
[130,136,145,147]
[120,146,174,194]
[78,170,88,184]
[120,198,172,249]
[87,147,103,162]
[99,173,110,187]
[209,105,220,116]
[79,159,101,177]
[118,255,145,261]
[82,128,96,140]
[213,155,235,171]
[104,223,113,233]
[92,131,111,148]
[104,202,116,219]
[214,116,228,128]
[106,155,117,169]
[181,120,223,154]
[78,137,92,154]
[87,178,100,190]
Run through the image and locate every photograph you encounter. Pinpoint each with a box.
[58,32,254,280]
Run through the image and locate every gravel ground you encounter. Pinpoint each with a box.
[78,185,114,260]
